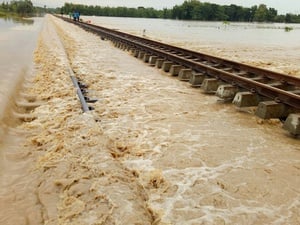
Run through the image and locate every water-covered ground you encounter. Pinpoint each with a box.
[0,15,299,225]
[0,16,43,137]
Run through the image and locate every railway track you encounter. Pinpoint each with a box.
[58,16,300,136]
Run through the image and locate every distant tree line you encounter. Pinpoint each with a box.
[60,0,300,23]
[0,0,53,17]
[0,0,35,16]
[61,3,161,19]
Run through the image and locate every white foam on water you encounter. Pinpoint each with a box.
[123,159,155,171]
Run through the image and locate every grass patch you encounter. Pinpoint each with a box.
[284,26,293,32]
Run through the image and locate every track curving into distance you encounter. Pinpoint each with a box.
[57,16,300,136]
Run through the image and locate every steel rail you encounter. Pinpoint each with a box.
[59,17,300,109]
[117,38,300,109]
[76,20,300,87]
[70,75,90,112]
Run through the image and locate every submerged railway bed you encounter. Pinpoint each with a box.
[58,16,300,136]
[0,15,300,225]
[1,15,299,225]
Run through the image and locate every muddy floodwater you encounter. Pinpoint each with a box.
[0,15,299,225]
[0,17,43,80]
[0,16,43,131]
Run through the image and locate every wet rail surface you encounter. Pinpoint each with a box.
[58,16,300,136]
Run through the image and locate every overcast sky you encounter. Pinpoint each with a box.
[3,0,300,14]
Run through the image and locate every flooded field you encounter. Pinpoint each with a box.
[0,15,299,225]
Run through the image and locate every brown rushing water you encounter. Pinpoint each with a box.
[0,15,299,225]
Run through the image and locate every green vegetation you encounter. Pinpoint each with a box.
[60,0,300,23]
[0,1,56,17]
[0,0,34,17]
[284,26,293,32]
[60,3,161,19]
